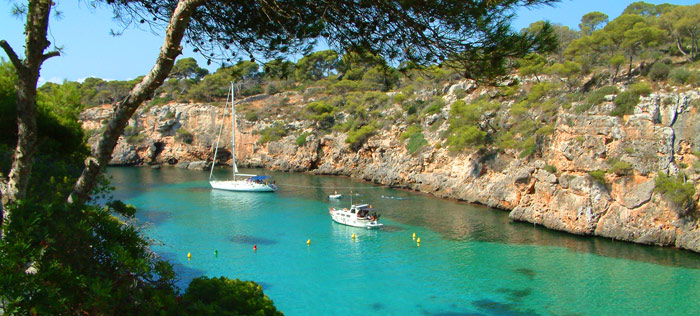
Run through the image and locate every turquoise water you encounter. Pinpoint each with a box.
[108,167,700,316]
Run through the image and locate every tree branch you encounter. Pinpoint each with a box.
[0,40,23,71]
[69,0,206,204]
[41,50,60,62]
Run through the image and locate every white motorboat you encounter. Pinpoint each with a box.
[209,82,277,192]
[329,204,383,229]
[328,191,342,199]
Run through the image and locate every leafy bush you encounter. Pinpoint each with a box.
[654,172,696,211]
[608,159,633,175]
[589,170,607,186]
[393,93,407,104]
[424,96,445,115]
[1,200,180,315]
[518,136,537,158]
[629,82,651,96]
[400,125,422,140]
[447,125,486,152]
[176,128,194,144]
[669,67,691,85]
[180,277,282,316]
[611,91,639,117]
[245,111,259,121]
[296,132,309,146]
[406,132,428,154]
[256,122,288,144]
[582,85,619,112]
[544,164,557,174]
[345,124,376,150]
[648,61,671,81]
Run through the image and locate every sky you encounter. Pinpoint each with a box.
[0,0,697,85]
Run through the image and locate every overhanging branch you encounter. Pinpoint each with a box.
[0,40,23,71]
[41,50,60,62]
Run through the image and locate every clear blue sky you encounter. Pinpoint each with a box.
[0,0,696,85]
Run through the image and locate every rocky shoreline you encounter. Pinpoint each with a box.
[80,83,700,253]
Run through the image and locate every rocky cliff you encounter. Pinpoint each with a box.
[80,82,700,252]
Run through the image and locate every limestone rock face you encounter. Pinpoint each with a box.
[79,87,700,253]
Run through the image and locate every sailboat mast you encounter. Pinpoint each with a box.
[231,82,236,181]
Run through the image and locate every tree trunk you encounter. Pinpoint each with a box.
[68,0,205,204]
[0,0,59,224]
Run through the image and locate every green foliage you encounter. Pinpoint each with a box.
[406,132,428,154]
[589,170,608,186]
[629,82,652,96]
[180,277,282,316]
[611,82,652,116]
[0,199,179,315]
[345,124,376,151]
[393,93,407,104]
[447,125,487,152]
[669,67,700,86]
[245,111,259,121]
[611,91,638,116]
[171,57,209,80]
[648,61,671,81]
[400,125,423,140]
[655,172,696,210]
[305,101,336,130]
[544,164,558,174]
[296,132,309,146]
[578,85,619,113]
[425,97,445,115]
[295,50,339,81]
[176,128,194,144]
[256,122,288,144]
[518,136,537,158]
[608,158,633,175]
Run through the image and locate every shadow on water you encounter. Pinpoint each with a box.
[363,188,700,270]
[497,288,533,302]
[229,235,278,245]
[157,251,207,290]
[135,210,172,226]
[472,299,539,316]
[513,268,536,280]
[370,302,384,311]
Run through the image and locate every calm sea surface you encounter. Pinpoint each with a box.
[108,166,700,316]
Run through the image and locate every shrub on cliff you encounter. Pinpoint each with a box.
[256,122,289,144]
[345,124,376,151]
[296,132,309,146]
[654,172,697,212]
[611,82,652,116]
[406,133,429,154]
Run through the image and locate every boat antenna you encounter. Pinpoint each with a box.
[231,81,237,181]
[209,84,230,181]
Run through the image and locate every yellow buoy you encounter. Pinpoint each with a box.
[307,239,311,245]
[412,232,416,239]
[352,233,356,239]
[187,252,191,259]
[417,237,421,243]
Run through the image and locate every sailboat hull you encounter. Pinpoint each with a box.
[210,180,277,192]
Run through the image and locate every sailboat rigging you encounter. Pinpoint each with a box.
[209,82,277,192]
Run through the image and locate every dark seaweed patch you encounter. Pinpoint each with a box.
[514,268,536,280]
[229,235,278,245]
[497,288,532,302]
[370,302,384,310]
[472,299,539,316]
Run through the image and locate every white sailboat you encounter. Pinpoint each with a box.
[209,83,277,192]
